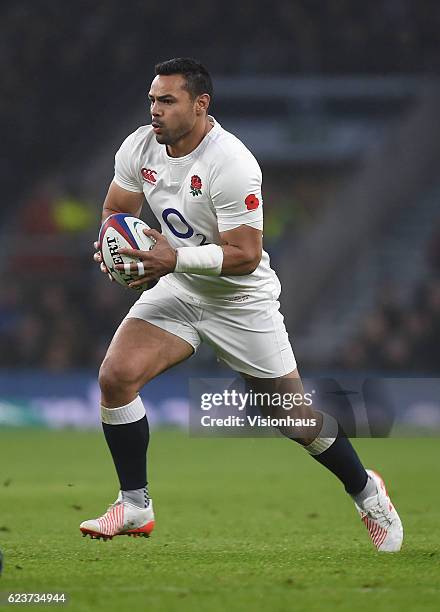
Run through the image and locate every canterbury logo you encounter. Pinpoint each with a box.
[141,168,157,184]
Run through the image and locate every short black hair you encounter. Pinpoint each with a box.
[155,57,213,101]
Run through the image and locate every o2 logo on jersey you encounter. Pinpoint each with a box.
[190,175,202,197]
[141,168,157,184]
[245,194,260,210]
[162,208,207,245]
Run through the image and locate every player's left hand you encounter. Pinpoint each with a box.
[115,229,177,287]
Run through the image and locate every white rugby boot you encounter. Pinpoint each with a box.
[80,492,155,540]
[354,469,403,552]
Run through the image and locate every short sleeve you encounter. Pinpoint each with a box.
[113,132,143,193]
[209,153,264,232]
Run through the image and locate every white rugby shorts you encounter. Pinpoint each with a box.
[125,278,296,378]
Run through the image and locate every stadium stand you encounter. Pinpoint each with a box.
[1,0,439,371]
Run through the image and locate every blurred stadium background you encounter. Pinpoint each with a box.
[1,0,440,431]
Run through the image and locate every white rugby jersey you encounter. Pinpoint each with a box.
[113,116,280,303]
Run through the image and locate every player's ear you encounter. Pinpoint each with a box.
[196,93,210,115]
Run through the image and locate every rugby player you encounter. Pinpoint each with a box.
[80,58,403,551]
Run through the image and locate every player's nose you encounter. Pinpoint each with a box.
[151,101,162,116]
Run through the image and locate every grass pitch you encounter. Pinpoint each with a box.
[0,429,438,611]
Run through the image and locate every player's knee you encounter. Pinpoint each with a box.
[99,357,145,396]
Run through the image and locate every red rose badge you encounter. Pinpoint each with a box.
[190,175,202,196]
[245,194,260,210]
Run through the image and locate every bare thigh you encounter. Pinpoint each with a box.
[99,318,194,408]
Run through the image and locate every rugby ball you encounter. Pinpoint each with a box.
[99,214,155,288]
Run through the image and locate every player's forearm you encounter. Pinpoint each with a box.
[217,225,262,275]
[220,245,261,275]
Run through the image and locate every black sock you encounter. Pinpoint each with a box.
[102,415,149,490]
[311,428,368,495]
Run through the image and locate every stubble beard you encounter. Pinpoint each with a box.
[155,122,193,147]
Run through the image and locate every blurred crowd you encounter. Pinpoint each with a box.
[2,275,440,374]
[1,212,440,373]
[2,0,440,373]
[0,278,135,371]
[340,274,440,373]
[2,0,439,211]
[339,219,440,373]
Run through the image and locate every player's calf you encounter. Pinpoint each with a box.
[243,372,323,443]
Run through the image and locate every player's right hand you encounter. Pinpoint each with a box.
[93,241,114,282]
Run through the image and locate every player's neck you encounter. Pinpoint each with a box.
[166,117,213,158]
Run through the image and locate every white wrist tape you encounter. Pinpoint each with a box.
[174,244,223,276]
